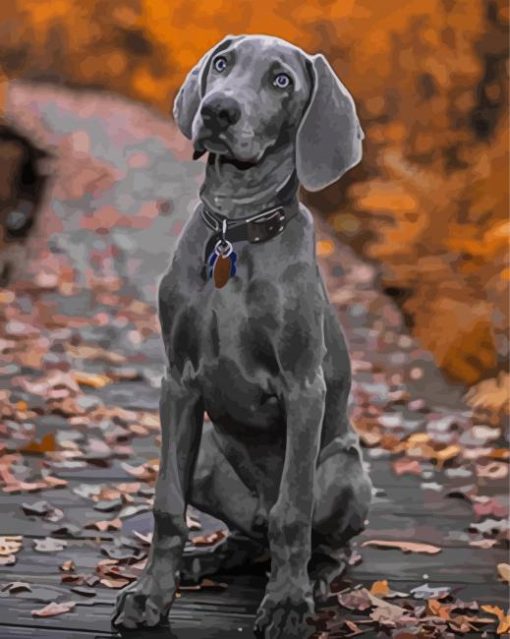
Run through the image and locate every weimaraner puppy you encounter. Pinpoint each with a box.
[113,34,372,638]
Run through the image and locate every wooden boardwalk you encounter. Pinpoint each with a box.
[0,85,507,638]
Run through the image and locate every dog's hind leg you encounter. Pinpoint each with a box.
[182,423,268,583]
[311,434,372,603]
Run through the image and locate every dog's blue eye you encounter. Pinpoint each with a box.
[213,56,227,73]
[274,73,291,89]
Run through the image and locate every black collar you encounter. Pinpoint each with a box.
[200,171,300,275]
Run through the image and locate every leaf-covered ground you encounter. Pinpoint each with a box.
[0,83,508,638]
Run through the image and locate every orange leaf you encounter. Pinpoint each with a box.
[72,371,112,389]
[22,433,57,454]
[370,579,390,597]
[361,540,442,554]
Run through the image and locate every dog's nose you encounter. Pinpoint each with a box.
[200,95,241,131]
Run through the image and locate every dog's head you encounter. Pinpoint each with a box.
[173,34,363,192]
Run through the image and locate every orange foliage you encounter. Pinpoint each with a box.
[0,0,507,384]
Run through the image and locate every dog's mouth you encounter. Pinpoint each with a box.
[193,139,260,172]
[208,153,258,171]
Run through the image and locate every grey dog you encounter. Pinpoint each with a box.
[113,34,372,638]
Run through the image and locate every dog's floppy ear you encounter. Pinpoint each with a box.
[173,35,242,139]
[296,54,364,192]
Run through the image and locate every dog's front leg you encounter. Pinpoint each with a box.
[112,372,203,629]
[254,372,325,639]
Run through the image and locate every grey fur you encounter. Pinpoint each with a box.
[113,34,371,638]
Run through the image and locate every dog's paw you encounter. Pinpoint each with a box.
[111,574,175,629]
[253,590,315,638]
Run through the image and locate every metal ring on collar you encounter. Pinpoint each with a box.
[214,238,233,257]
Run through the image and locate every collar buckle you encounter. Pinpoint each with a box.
[246,207,286,243]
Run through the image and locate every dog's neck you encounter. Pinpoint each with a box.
[199,143,299,219]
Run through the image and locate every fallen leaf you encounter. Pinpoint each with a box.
[21,433,57,454]
[43,475,69,489]
[33,537,67,553]
[426,598,452,620]
[0,536,22,555]
[100,577,130,589]
[67,344,126,364]
[392,458,423,476]
[367,592,414,624]
[179,578,227,591]
[21,500,52,516]
[59,559,76,572]
[119,504,150,519]
[497,563,510,583]
[370,579,408,599]
[434,445,461,468]
[476,462,509,480]
[72,370,112,389]
[361,540,442,554]
[93,498,122,512]
[472,496,508,519]
[338,588,372,611]
[191,530,227,546]
[2,581,32,593]
[85,517,122,532]
[71,586,96,597]
[133,531,153,545]
[469,538,497,549]
[370,580,390,597]
[31,601,76,617]
[481,605,510,634]
[410,583,451,600]
[0,554,16,565]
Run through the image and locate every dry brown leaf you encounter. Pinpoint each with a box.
[43,475,68,489]
[31,601,76,617]
[476,462,509,480]
[2,581,31,593]
[100,577,130,589]
[59,559,76,572]
[497,563,510,583]
[0,535,22,555]
[85,517,121,532]
[338,587,372,611]
[367,591,412,624]
[72,370,112,389]
[392,458,422,476]
[191,530,227,546]
[361,539,442,554]
[469,538,497,549]
[67,344,126,364]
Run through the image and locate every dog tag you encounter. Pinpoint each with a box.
[207,243,237,289]
[213,254,232,288]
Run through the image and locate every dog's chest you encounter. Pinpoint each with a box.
[165,252,283,425]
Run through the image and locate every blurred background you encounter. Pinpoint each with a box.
[0,0,508,402]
